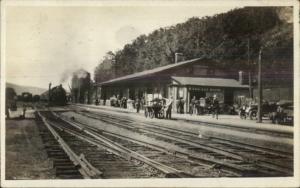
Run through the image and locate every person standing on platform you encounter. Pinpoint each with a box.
[190,96,196,115]
[141,97,145,110]
[136,97,141,113]
[212,94,220,119]
[22,104,27,119]
[179,97,185,114]
[116,95,121,107]
[196,99,201,115]
[95,98,99,105]
[124,97,127,109]
[164,97,174,119]
[103,96,106,106]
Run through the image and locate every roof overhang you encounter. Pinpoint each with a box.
[97,57,206,86]
[171,76,249,88]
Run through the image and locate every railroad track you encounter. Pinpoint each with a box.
[64,106,293,177]
[36,112,99,179]
[73,104,293,138]
[37,111,173,178]
[39,110,259,178]
[38,110,240,178]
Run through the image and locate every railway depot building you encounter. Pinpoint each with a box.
[97,58,250,113]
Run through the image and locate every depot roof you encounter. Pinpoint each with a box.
[98,57,203,86]
[171,76,249,88]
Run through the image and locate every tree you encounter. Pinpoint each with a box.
[93,7,292,85]
[6,87,16,100]
[94,51,116,83]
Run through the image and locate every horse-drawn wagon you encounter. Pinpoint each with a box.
[144,97,165,119]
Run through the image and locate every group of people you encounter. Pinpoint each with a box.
[109,95,128,109]
[138,96,174,119]
[152,97,174,119]
[98,94,220,120]
[189,95,220,119]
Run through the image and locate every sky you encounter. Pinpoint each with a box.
[5,5,241,90]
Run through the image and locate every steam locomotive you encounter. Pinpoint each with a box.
[40,84,68,106]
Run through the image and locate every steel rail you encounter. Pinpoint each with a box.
[95,114,245,160]
[209,137,293,159]
[98,131,242,177]
[75,111,244,160]
[76,110,290,160]
[73,104,293,135]
[68,110,293,176]
[37,111,103,179]
[52,116,242,176]
[129,126,293,175]
[54,112,263,176]
[49,112,193,178]
[77,109,293,159]
[75,109,293,158]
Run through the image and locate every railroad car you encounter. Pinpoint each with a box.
[6,88,17,111]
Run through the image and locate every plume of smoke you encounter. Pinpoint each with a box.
[60,68,75,83]
[74,69,89,79]
[60,68,89,84]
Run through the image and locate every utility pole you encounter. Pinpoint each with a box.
[78,83,81,103]
[247,38,252,99]
[95,83,98,100]
[112,59,116,78]
[257,47,263,123]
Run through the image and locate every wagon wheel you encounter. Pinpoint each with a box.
[158,110,165,119]
[249,111,257,120]
[149,109,154,119]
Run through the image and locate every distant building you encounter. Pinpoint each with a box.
[96,58,250,113]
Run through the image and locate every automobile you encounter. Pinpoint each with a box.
[221,104,237,115]
[239,105,247,119]
[240,101,277,120]
[246,104,258,120]
[269,100,294,125]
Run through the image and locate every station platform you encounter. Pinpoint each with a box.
[72,104,293,135]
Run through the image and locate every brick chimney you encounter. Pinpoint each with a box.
[175,52,183,63]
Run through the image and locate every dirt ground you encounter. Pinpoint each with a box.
[5,118,55,179]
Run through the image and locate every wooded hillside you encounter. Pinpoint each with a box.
[94,7,293,84]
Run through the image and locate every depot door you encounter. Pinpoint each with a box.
[224,89,234,105]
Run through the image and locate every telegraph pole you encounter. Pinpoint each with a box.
[78,83,81,103]
[247,38,252,98]
[257,48,263,123]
